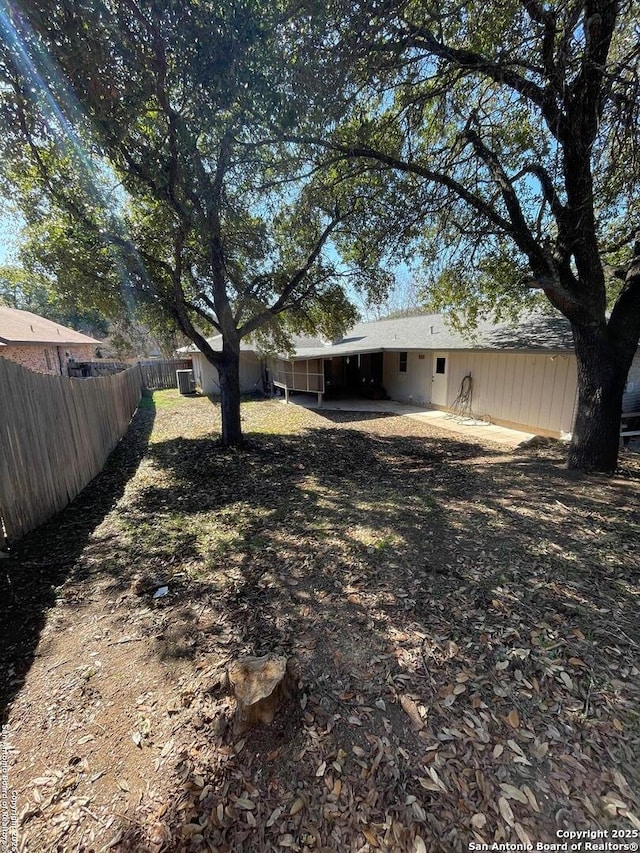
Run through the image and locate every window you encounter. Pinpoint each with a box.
[44,349,52,370]
[399,352,408,373]
[435,357,446,375]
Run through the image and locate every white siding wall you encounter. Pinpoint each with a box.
[623,352,640,412]
[193,352,263,395]
[382,350,432,406]
[381,348,578,436]
[446,351,578,435]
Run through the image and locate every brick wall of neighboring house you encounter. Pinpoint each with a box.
[0,343,97,375]
[65,344,100,368]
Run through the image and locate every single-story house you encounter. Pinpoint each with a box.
[179,336,265,396]
[181,312,640,438]
[0,306,101,375]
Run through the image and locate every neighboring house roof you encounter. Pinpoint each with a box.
[182,311,574,359]
[0,306,101,346]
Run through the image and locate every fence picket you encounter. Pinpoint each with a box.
[0,360,144,543]
[138,359,192,390]
[67,358,191,389]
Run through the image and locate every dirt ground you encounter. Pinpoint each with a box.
[2,391,639,853]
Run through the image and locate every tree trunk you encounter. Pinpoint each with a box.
[568,324,633,472]
[218,340,243,447]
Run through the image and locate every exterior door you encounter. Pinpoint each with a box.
[431,353,448,406]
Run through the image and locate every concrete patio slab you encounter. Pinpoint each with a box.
[279,395,538,449]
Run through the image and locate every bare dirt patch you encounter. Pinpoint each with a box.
[2,392,639,852]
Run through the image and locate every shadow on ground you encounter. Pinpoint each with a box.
[284,403,399,423]
[8,399,640,851]
[0,395,156,723]
[126,425,639,645]
[105,421,640,850]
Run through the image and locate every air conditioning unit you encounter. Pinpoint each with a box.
[176,369,196,395]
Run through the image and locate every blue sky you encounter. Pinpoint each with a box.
[0,205,23,265]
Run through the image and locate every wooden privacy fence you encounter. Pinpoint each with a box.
[68,358,192,387]
[139,358,192,390]
[0,360,144,543]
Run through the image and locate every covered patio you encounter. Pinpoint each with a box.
[270,351,386,406]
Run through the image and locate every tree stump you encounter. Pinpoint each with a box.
[227,654,299,735]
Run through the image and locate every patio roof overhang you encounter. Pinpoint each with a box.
[282,346,384,361]
[281,344,574,360]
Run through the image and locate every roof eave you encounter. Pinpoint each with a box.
[0,338,100,346]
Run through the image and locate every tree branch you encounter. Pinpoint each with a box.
[238,212,346,338]
[282,133,537,252]
[599,227,638,255]
[463,129,547,265]
[396,16,566,139]
[608,232,640,351]
[513,161,567,223]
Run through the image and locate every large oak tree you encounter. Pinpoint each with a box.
[295,0,640,471]
[0,0,369,445]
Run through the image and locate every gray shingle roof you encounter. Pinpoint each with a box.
[180,311,575,358]
[178,334,260,354]
[289,312,574,359]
